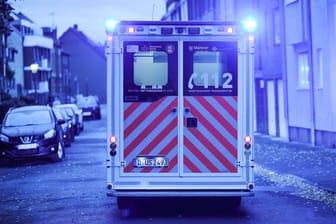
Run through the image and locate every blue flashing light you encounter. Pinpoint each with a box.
[105,19,119,33]
[242,18,257,32]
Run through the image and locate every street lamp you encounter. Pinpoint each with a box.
[30,63,39,103]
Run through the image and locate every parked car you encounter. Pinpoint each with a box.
[53,107,73,147]
[77,96,101,120]
[0,105,65,163]
[55,104,83,135]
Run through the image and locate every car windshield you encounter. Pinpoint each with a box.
[77,97,97,108]
[64,108,74,116]
[4,110,52,127]
[52,109,64,120]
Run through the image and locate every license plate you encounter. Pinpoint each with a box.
[83,112,92,116]
[133,157,169,168]
[17,143,38,150]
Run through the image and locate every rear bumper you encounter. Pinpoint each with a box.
[0,141,59,160]
[82,108,101,119]
[107,190,254,197]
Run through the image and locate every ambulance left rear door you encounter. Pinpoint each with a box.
[120,40,180,178]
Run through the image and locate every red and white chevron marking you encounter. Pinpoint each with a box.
[183,96,238,173]
[123,96,178,173]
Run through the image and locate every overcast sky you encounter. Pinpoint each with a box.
[9,0,166,44]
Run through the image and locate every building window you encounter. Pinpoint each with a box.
[334,4,336,42]
[285,0,298,5]
[316,48,323,89]
[273,7,281,45]
[265,12,272,48]
[7,47,17,62]
[297,52,310,88]
[180,0,188,20]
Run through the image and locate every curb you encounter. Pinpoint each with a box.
[255,163,336,210]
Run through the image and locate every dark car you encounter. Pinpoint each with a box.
[0,105,65,163]
[53,106,75,143]
[55,104,83,135]
[77,96,101,120]
[53,107,73,147]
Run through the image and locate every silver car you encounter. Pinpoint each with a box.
[55,104,84,135]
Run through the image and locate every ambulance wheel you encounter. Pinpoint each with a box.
[228,196,242,208]
[117,197,133,217]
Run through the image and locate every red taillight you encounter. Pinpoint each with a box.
[244,135,252,143]
[109,136,117,156]
[107,35,113,42]
[244,135,252,149]
[109,136,117,143]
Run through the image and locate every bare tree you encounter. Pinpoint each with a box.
[0,0,14,100]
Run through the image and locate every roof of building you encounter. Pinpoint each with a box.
[59,24,105,60]
[12,12,34,23]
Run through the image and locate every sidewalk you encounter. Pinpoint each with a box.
[254,133,336,193]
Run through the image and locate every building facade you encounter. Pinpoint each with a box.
[284,0,336,147]
[43,26,73,103]
[254,0,287,138]
[163,0,336,148]
[3,12,107,107]
[6,20,23,98]
[59,25,107,103]
[7,12,53,105]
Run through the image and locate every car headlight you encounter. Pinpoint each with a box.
[0,134,9,143]
[44,129,56,139]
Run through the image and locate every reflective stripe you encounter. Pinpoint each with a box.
[123,96,178,173]
[183,96,238,173]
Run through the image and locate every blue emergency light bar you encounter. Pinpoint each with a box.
[105,20,256,36]
[242,18,257,32]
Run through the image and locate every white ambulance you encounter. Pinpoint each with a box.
[105,20,255,211]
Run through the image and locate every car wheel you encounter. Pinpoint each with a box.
[76,124,80,135]
[65,140,71,147]
[52,140,65,162]
[71,128,75,142]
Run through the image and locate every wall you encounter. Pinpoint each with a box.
[60,28,107,103]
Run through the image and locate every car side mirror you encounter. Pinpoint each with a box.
[57,119,65,125]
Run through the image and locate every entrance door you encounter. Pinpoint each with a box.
[182,41,239,175]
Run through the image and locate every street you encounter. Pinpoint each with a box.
[0,106,335,224]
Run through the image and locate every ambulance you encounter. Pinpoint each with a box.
[105,20,255,211]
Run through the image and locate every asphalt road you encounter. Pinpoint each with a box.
[0,105,335,223]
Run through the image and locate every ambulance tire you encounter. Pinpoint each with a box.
[228,196,242,208]
[117,197,134,217]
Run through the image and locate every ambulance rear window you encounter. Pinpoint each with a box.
[183,41,238,96]
[134,51,168,87]
[123,41,178,102]
[192,51,229,87]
